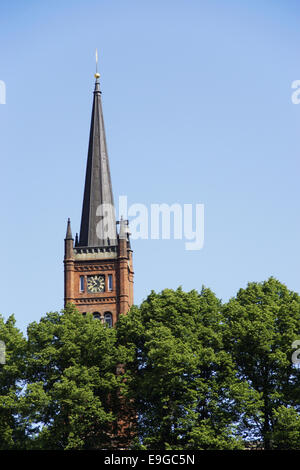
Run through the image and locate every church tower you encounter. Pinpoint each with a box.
[64,71,134,325]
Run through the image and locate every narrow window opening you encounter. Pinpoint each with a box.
[80,276,85,292]
[108,274,113,291]
[104,312,113,328]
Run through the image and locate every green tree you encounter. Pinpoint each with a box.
[0,314,27,449]
[24,304,125,449]
[2,278,299,450]
[272,406,300,449]
[223,277,300,449]
[117,287,257,450]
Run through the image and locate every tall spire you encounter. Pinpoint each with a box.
[79,63,117,247]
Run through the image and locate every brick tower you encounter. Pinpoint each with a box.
[64,72,134,325]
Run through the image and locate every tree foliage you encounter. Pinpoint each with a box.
[24,304,124,449]
[117,287,257,449]
[222,277,300,449]
[0,278,300,450]
[272,405,300,449]
[0,314,27,449]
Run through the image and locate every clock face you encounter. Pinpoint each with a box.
[87,275,105,293]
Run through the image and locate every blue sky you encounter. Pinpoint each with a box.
[0,0,300,333]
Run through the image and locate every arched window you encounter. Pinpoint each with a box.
[93,312,101,320]
[104,312,113,328]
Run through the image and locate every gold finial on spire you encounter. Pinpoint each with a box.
[95,49,100,79]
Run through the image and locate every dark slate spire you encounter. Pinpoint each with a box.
[79,73,117,247]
